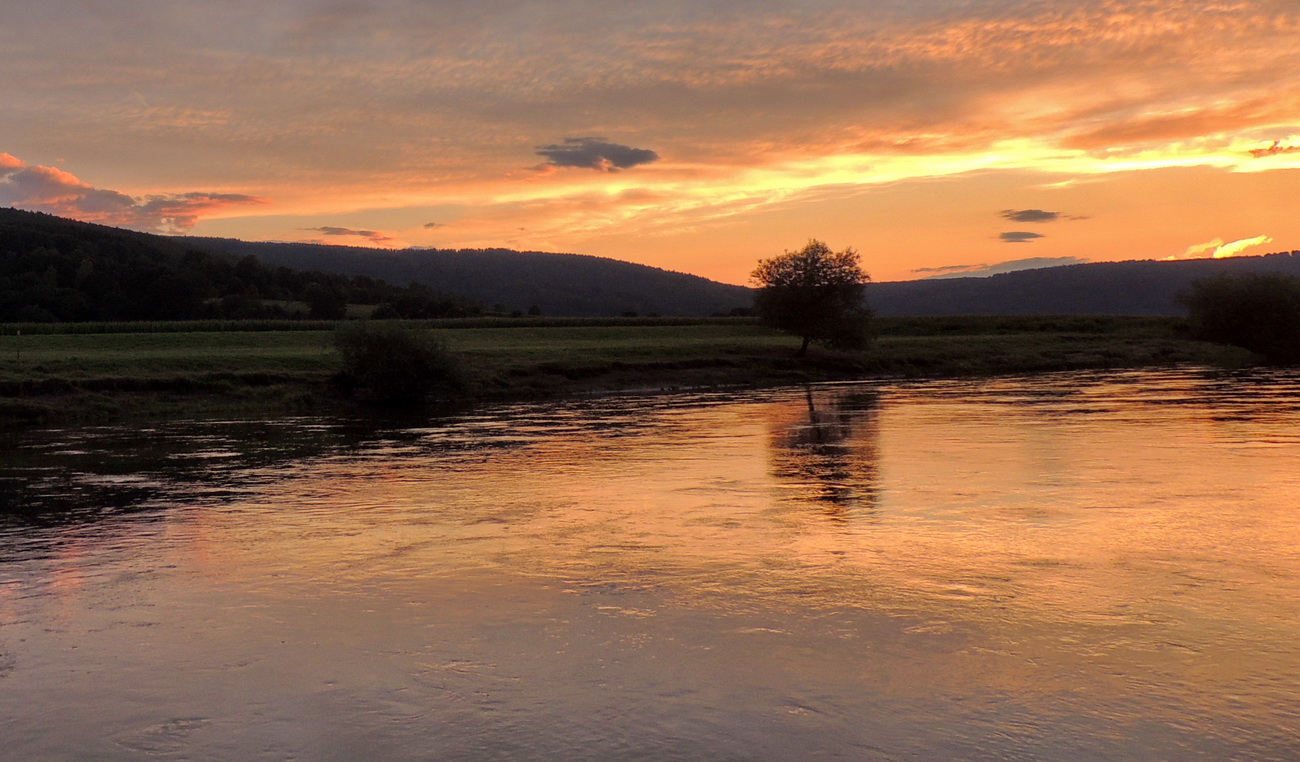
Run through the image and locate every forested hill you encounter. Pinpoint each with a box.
[9,205,1300,321]
[869,252,1300,316]
[192,234,1300,318]
[187,238,753,317]
[0,208,475,321]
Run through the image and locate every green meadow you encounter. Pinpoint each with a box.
[0,316,1251,424]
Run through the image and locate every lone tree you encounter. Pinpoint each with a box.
[750,240,871,356]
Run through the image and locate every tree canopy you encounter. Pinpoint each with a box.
[750,240,871,355]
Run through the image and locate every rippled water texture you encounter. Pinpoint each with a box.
[1,368,1298,760]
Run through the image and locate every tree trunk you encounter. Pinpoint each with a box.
[797,333,811,357]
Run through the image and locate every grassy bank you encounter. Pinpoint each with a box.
[0,316,1251,424]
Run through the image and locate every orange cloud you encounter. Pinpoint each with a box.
[1064,98,1300,151]
[0,153,264,232]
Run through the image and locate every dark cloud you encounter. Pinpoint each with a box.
[999,231,1045,243]
[1250,140,1300,158]
[422,222,442,229]
[535,137,659,172]
[303,226,394,243]
[0,153,263,232]
[1000,209,1060,223]
[914,256,1091,279]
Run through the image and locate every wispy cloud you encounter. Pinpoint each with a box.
[999,231,1045,244]
[302,226,395,244]
[535,138,660,173]
[1166,234,1274,260]
[0,152,263,232]
[915,256,1091,279]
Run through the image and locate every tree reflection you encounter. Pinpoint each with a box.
[767,387,880,520]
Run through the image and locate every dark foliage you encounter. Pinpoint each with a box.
[303,282,347,320]
[0,208,478,322]
[751,240,871,355]
[1180,273,1300,363]
[333,323,467,404]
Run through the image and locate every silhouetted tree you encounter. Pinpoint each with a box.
[751,240,871,356]
[1181,273,1300,363]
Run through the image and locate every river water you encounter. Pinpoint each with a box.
[1,368,1298,760]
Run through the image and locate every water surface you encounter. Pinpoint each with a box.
[1,368,1298,760]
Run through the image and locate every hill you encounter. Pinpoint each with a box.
[7,205,1300,321]
[190,233,1300,318]
[0,208,474,321]
[868,253,1300,316]
[186,238,753,317]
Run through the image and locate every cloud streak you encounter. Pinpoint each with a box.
[302,226,395,244]
[915,256,1091,279]
[999,231,1045,244]
[0,153,263,232]
[1166,235,1274,261]
[1250,140,1300,158]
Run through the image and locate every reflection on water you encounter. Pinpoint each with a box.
[1,368,1299,760]
[768,388,879,518]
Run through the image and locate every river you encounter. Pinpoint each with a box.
[1,368,1298,760]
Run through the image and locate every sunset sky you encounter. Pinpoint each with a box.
[3,0,1299,284]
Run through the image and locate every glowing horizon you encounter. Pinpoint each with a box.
[3,0,1299,284]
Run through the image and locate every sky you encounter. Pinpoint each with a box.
[2,0,1299,285]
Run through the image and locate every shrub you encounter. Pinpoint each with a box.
[333,323,467,404]
[1180,273,1300,363]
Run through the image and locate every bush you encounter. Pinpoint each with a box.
[333,324,467,404]
[1181,273,1300,363]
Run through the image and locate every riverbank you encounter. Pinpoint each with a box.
[0,316,1252,425]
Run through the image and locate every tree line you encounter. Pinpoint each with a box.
[190,237,752,318]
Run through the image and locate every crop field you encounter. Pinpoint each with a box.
[0,331,336,384]
[0,323,787,384]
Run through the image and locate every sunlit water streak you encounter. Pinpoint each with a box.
[1,368,1298,760]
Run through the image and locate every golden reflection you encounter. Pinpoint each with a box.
[3,373,1300,759]
[766,387,880,520]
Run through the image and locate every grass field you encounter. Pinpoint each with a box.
[0,316,1252,424]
